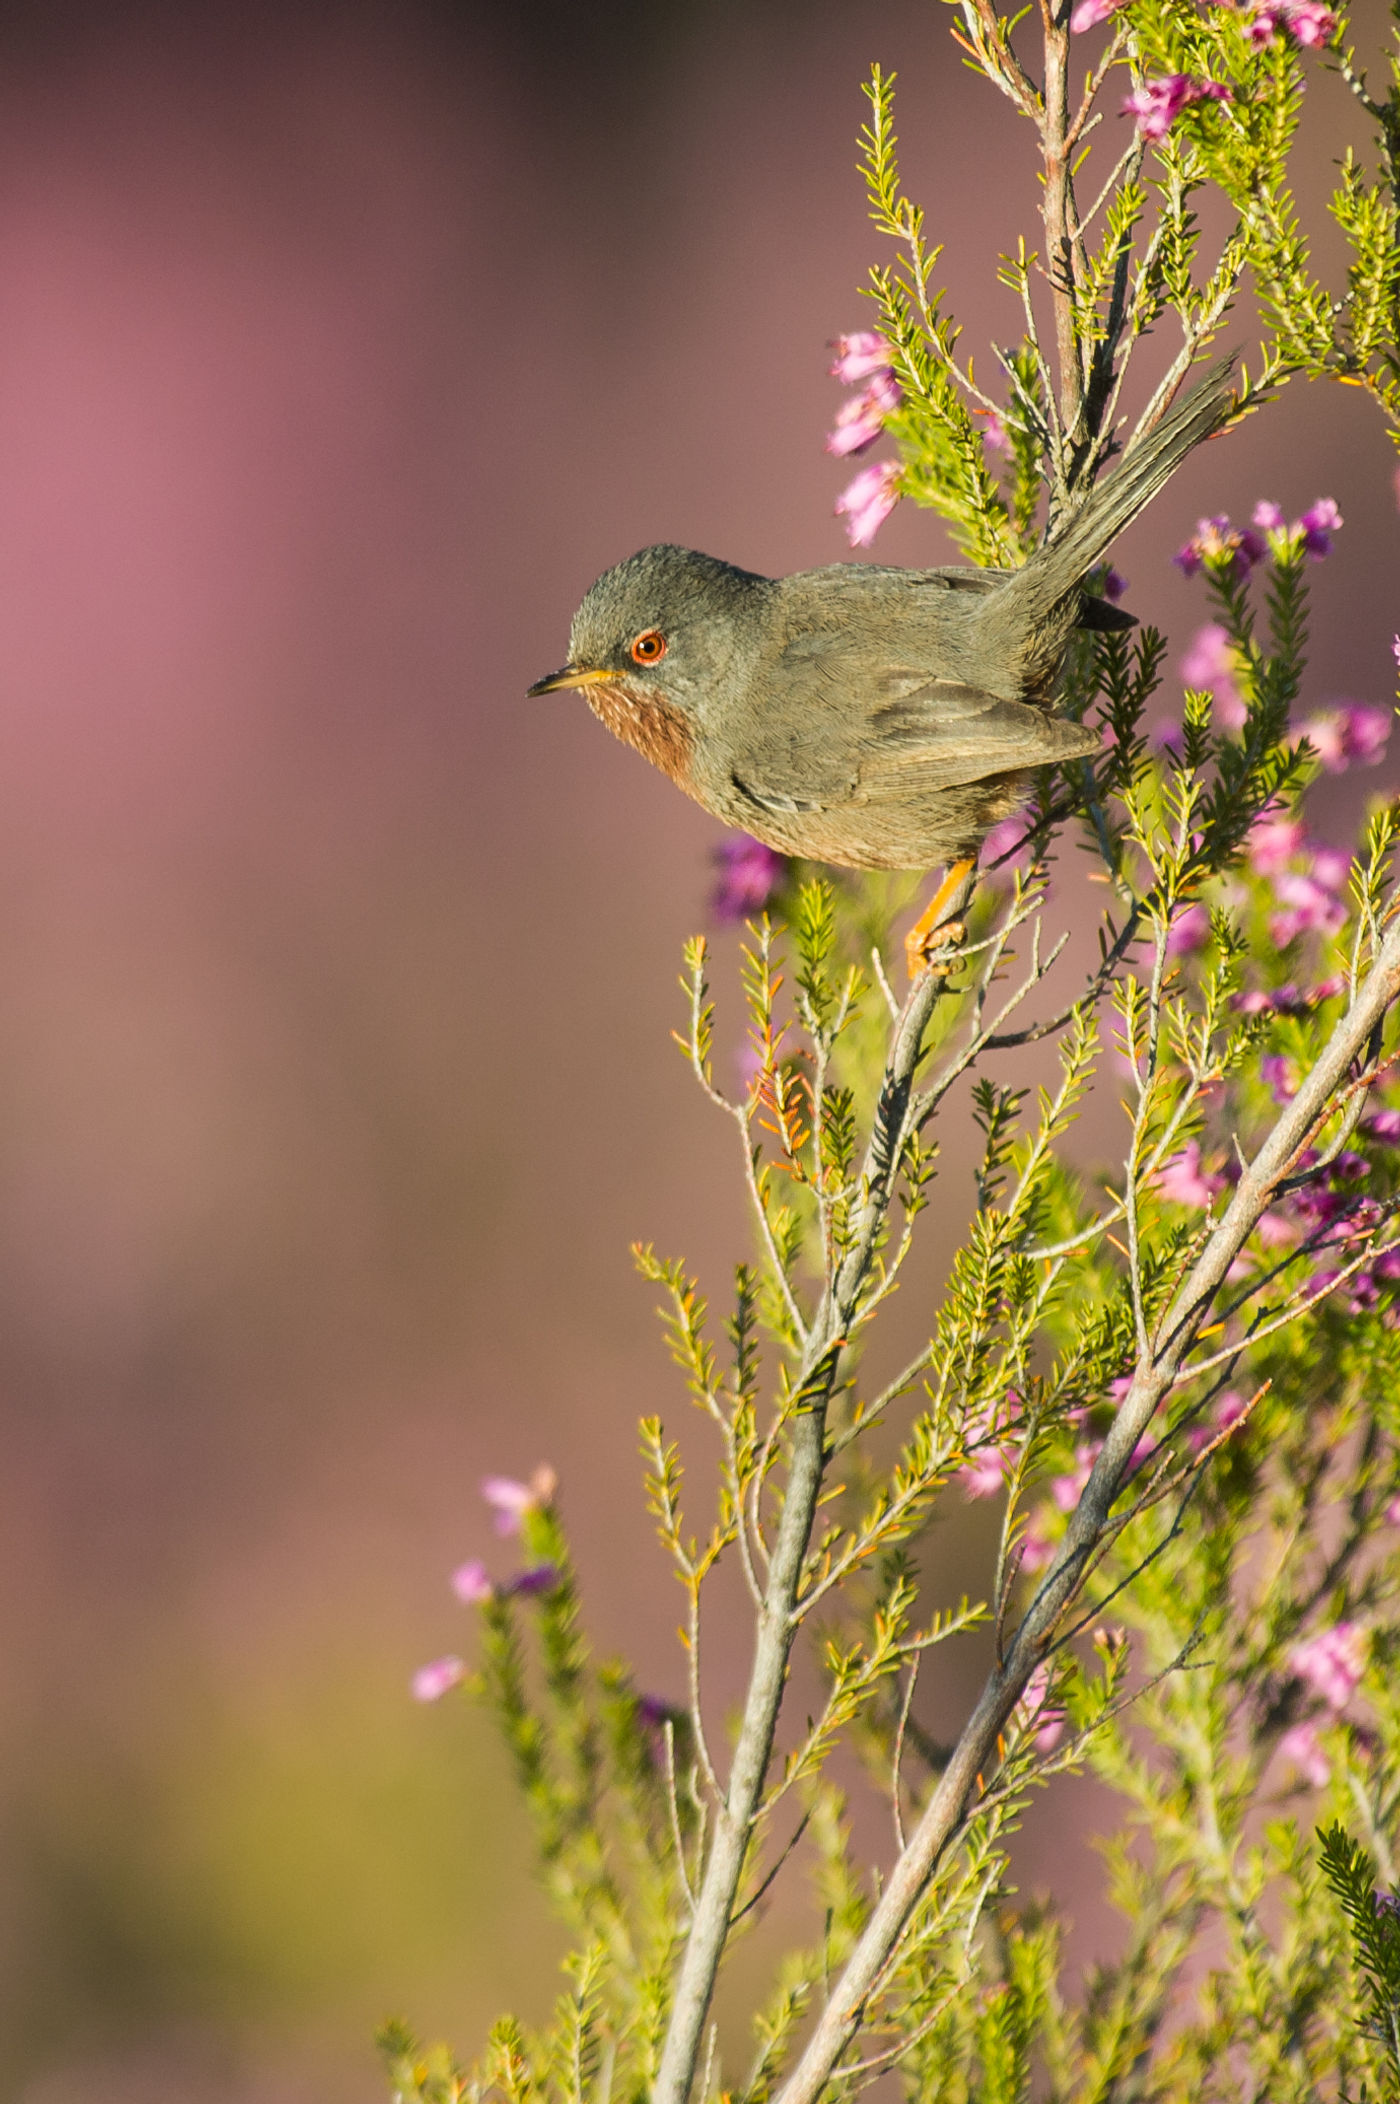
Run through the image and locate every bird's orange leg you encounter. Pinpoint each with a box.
[904,858,977,979]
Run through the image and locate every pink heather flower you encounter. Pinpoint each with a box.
[1248,0,1337,47]
[958,1396,1018,1497]
[982,808,1037,870]
[1187,1384,1252,1454]
[712,835,787,922]
[1071,0,1124,25]
[981,410,1012,456]
[1300,497,1342,555]
[412,1655,466,1702]
[1173,513,1265,580]
[1158,1139,1225,1209]
[1387,1495,1400,1524]
[828,331,895,384]
[1257,1209,1298,1246]
[1298,703,1391,773]
[1018,1661,1066,1752]
[481,1465,558,1536]
[1261,1053,1297,1104]
[1292,1622,1366,1711]
[451,1558,494,1603]
[1311,845,1351,892]
[1018,1513,1057,1573]
[1051,1441,1101,1514]
[1166,902,1211,957]
[1254,496,1343,559]
[1124,74,1232,141]
[1270,869,1347,947]
[1247,807,1306,876]
[1363,1108,1400,1143]
[960,1449,1011,1499]
[826,370,902,457]
[1279,1720,1332,1788]
[836,459,901,547]
[1180,623,1247,728]
[1216,1389,1250,1432]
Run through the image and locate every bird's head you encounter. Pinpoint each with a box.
[527,544,771,737]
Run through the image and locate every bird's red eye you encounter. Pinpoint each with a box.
[631,628,667,664]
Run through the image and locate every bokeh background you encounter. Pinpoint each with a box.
[0,0,1396,2096]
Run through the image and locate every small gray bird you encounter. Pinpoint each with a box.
[530,357,1236,967]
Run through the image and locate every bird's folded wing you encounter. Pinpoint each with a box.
[731,675,1098,814]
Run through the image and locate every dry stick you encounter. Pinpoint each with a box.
[1039,7,1085,454]
[652,872,978,2104]
[773,903,1400,2104]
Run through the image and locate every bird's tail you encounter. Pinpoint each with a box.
[1002,354,1238,631]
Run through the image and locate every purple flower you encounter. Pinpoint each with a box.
[835,459,901,547]
[1261,1053,1296,1104]
[505,1562,562,1597]
[825,370,902,457]
[1310,844,1351,892]
[1247,0,1337,47]
[1102,566,1128,601]
[481,1465,557,1536]
[1279,1719,1331,1788]
[1166,902,1211,956]
[1300,497,1342,555]
[960,1448,1011,1499]
[1071,0,1124,25]
[1269,869,1347,947]
[982,807,1038,873]
[451,1558,494,1604]
[1017,1661,1066,1752]
[1253,495,1344,559]
[1291,1622,1365,1711]
[1247,807,1306,876]
[1157,1139,1225,1209]
[981,410,1012,457]
[1124,74,1232,141]
[1180,622,1247,729]
[1051,1440,1100,1513]
[1173,513,1265,580]
[958,1397,1018,1497]
[1363,1108,1400,1143]
[412,1655,466,1702]
[711,834,787,922]
[1017,1513,1057,1572]
[1298,703,1391,773]
[828,331,895,384]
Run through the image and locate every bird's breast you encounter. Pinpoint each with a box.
[586,679,695,787]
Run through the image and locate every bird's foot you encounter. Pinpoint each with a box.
[904,858,977,980]
[905,918,966,978]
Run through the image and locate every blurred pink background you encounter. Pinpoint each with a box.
[0,3,1395,2097]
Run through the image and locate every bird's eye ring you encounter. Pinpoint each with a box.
[630,628,667,665]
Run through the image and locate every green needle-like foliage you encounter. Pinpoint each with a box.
[385,8,1400,2104]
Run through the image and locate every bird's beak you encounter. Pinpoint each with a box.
[526,664,615,697]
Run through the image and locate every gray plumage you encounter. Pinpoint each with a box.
[530,356,1237,871]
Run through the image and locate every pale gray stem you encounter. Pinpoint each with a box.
[773,904,1400,2104]
[652,874,977,2104]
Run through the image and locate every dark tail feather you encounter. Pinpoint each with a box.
[1005,354,1238,629]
